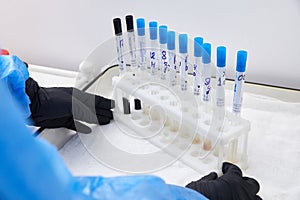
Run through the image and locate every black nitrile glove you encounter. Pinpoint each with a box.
[26,77,114,134]
[186,162,262,200]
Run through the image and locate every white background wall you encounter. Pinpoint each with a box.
[0,0,299,89]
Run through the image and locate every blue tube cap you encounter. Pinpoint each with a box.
[202,43,211,64]
[194,37,203,57]
[149,21,158,40]
[167,31,175,50]
[179,34,188,53]
[159,25,168,44]
[136,18,145,36]
[217,46,226,67]
[236,50,247,72]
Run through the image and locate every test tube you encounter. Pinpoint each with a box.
[179,34,188,91]
[215,47,226,160]
[193,37,203,95]
[136,18,147,71]
[149,21,158,76]
[216,46,226,107]
[126,16,141,109]
[232,50,247,114]
[125,15,138,71]
[228,50,247,162]
[113,18,126,74]
[201,43,212,152]
[201,43,212,102]
[159,25,168,80]
[167,31,176,86]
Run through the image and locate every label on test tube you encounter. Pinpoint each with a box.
[232,50,247,114]
[116,36,125,73]
[167,31,176,86]
[137,18,147,71]
[139,37,146,70]
[202,43,211,102]
[113,18,126,74]
[126,15,137,70]
[179,34,188,91]
[127,31,137,70]
[159,26,168,80]
[180,54,188,90]
[232,71,245,112]
[168,50,177,86]
[193,57,201,95]
[150,40,158,75]
[160,44,168,80]
[193,37,203,95]
[149,21,158,76]
[216,67,226,106]
[202,63,211,101]
[216,46,226,107]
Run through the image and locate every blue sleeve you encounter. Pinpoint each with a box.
[0,55,31,118]
[0,80,207,200]
[74,176,208,200]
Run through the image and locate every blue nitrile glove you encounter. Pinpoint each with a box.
[0,80,207,200]
[0,55,31,118]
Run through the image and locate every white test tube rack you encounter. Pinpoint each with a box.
[111,70,250,173]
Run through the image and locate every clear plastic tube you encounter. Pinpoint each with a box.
[216,46,226,107]
[232,50,247,114]
[179,34,188,91]
[137,18,147,71]
[126,15,138,71]
[113,18,126,74]
[159,25,168,80]
[167,31,176,86]
[149,21,158,76]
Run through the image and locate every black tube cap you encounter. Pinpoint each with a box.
[125,15,134,31]
[134,99,142,110]
[123,97,131,114]
[113,18,122,35]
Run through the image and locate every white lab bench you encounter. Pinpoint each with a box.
[29,64,300,200]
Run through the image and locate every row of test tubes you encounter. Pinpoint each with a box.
[113,15,247,116]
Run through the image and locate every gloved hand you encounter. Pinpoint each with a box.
[186,162,262,200]
[26,77,115,134]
